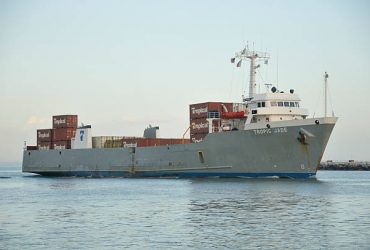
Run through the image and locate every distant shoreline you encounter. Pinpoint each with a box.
[320,161,370,171]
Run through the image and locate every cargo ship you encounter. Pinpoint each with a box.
[22,47,337,178]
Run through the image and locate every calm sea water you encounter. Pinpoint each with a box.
[1,163,370,249]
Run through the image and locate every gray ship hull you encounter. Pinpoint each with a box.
[22,117,337,178]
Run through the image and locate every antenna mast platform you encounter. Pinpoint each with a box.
[231,45,270,99]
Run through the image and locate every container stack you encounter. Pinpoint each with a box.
[52,115,77,149]
[35,115,77,150]
[37,129,53,150]
[189,102,233,143]
[92,136,190,148]
[122,138,188,147]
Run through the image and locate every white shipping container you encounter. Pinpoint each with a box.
[92,136,124,148]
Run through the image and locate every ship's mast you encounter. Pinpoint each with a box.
[324,72,329,117]
[231,45,270,100]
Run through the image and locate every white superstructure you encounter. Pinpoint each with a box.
[227,46,310,130]
[245,90,309,125]
[71,125,92,149]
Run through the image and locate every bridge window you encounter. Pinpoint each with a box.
[271,102,277,107]
[284,102,289,107]
[290,102,295,107]
[208,111,220,118]
[295,102,300,107]
[278,102,283,107]
[257,102,266,108]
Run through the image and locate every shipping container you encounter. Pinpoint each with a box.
[173,138,190,144]
[190,133,208,143]
[121,137,140,148]
[53,140,71,150]
[190,119,220,134]
[122,137,140,147]
[53,128,76,141]
[189,103,209,119]
[104,139,124,148]
[92,136,125,148]
[136,138,155,147]
[137,138,189,147]
[53,115,78,129]
[37,129,53,143]
[92,136,190,148]
[190,119,209,134]
[122,138,188,147]
[189,102,233,120]
[38,142,53,150]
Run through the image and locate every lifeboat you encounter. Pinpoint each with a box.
[220,111,245,119]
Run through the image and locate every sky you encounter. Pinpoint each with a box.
[0,0,369,162]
